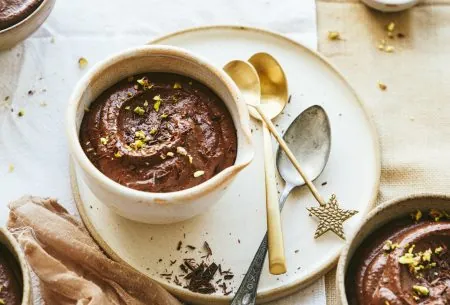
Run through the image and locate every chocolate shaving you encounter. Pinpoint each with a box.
[186,245,196,250]
[204,241,213,256]
[176,241,182,250]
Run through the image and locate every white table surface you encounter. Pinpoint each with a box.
[0,1,325,304]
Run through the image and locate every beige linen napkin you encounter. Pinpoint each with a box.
[317,0,450,304]
[7,196,182,305]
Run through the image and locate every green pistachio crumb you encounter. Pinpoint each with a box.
[167,152,174,157]
[387,22,395,32]
[130,139,146,150]
[17,109,25,117]
[0,298,5,304]
[100,137,109,145]
[430,209,444,222]
[422,249,432,262]
[143,100,149,107]
[153,95,161,101]
[328,31,340,40]
[173,82,182,89]
[412,285,429,296]
[411,210,422,222]
[114,151,122,158]
[189,81,193,85]
[188,155,193,164]
[125,106,131,110]
[177,146,188,156]
[134,106,145,115]
[161,113,168,119]
[135,130,146,139]
[435,246,443,254]
[150,128,157,135]
[383,240,400,252]
[78,57,88,68]
[193,170,205,177]
[154,100,161,112]
[8,164,14,173]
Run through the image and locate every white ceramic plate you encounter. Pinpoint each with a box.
[72,26,380,304]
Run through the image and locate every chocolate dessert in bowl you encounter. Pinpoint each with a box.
[337,194,450,305]
[67,46,253,224]
[0,228,31,305]
[0,0,56,50]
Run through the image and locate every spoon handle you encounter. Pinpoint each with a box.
[231,184,294,305]
[262,123,286,275]
[255,105,326,206]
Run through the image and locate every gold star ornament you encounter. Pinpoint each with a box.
[307,194,358,240]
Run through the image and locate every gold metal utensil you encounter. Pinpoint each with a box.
[224,56,288,275]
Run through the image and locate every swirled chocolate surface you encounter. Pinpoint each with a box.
[346,211,450,305]
[0,245,22,305]
[0,0,43,31]
[80,73,237,193]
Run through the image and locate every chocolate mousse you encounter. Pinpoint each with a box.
[80,73,238,193]
[0,0,43,31]
[346,210,450,305]
[0,244,22,305]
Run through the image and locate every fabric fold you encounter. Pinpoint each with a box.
[8,196,182,305]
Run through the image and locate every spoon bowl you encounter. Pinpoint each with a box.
[277,105,331,186]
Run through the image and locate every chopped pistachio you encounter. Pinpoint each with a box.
[153,100,161,112]
[430,209,444,221]
[143,100,149,107]
[188,155,193,164]
[384,301,390,305]
[17,109,25,117]
[78,57,88,68]
[411,210,422,221]
[173,82,182,89]
[8,164,14,173]
[408,244,416,254]
[177,146,188,156]
[384,45,395,53]
[137,77,153,89]
[412,285,429,296]
[167,152,174,157]
[134,106,145,116]
[114,151,122,158]
[378,81,387,91]
[135,130,146,139]
[130,139,146,150]
[161,113,168,119]
[193,170,205,177]
[125,145,132,151]
[125,106,131,110]
[100,137,109,145]
[398,252,417,265]
[327,31,340,40]
[387,22,396,32]
[150,128,157,135]
[153,95,161,101]
[435,246,443,254]
[422,249,432,262]
[160,154,166,160]
[189,81,193,85]
[383,240,399,252]
[127,92,133,97]
[0,298,5,304]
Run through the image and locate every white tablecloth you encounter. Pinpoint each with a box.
[0,1,324,304]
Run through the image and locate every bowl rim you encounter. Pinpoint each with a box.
[336,192,450,305]
[0,228,32,305]
[0,0,50,34]
[66,45,254,204]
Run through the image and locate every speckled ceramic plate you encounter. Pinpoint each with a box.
[72,26,380,304]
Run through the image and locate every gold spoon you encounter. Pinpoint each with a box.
[224,54,288,275]
[225,59,358,241]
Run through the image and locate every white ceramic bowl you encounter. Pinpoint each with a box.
[67,45,254,224]
[361,0,419,12]
[0,0,56,50]
[0,228,32,305]
[337,193,450,304]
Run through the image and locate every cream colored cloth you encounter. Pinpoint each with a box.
[7,196,182,305]
[316,0,450,304]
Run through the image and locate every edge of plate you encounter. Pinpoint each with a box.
[74,25,381,304]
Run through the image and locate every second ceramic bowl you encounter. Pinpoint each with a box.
[337,193,450,304]
[67,45,254,224]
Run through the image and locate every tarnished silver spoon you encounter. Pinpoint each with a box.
[231,105,331,305]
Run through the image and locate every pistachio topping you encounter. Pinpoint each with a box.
[153,95,161,101]
[143,100,149,107]
[137,77,153,90]
[193,170,205,178]
[383,240,400,252]
[154,100,161,112]
[135,130,146,140]
[412,285,429,297]
[130,139,146,150]
[100,137,109,145]
[125,106,131,110]
[8,164,14,173]
[435,246,443,254]
[167,152,174,157]
[114,151,122,158]
[387,22,396,32]
[328,31,340,40]
[177,146,188,156]
[134,106,146,116]
[411,210,422,221]
[150,128,157,135]
[161,113,168,119]
[78,57,88,68]
[173,82,182,89]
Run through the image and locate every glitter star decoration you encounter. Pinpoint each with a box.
[307,194,358,240]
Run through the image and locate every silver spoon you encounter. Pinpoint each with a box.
[231,105,331,305]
